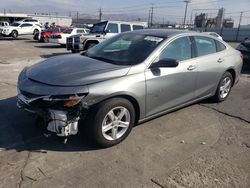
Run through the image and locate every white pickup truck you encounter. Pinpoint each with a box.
[0,22,41,39]
[66,21,147,53]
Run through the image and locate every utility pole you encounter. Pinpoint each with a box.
[183,0,190,27]
[148,9,151,27]
[98,8,102,21]
[236,11,243,41]
[76,11,79,23]
[150,4,154,27]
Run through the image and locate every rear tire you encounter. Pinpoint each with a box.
[11,30,18,39]
[71,49,79,53]
[89,98,135,147]
[33,29,39,35]
[213,72,233,102]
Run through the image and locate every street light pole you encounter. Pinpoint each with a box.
[183,0,190,26]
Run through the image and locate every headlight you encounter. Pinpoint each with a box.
[43,94,86,108]
[18,67,28,84]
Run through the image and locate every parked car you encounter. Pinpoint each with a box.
[236,40,250,68]
[33,26,70,42]
[0,22,41,38]
[17,29,242,147]
[205,32,223,40]
[15,18,42,27]
[50,28,90,46]
[66,20,147,53]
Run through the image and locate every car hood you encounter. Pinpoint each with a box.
[26,54,130,86]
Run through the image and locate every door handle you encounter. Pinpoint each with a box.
[187,65,196,71]
[217,58,224,63]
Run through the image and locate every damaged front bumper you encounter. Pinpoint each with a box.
[17,91,87,137]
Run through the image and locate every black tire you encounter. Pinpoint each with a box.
[43,36,49,43]
[213,72,233,102]
[11,30,18,39]
[86,42,97,50]
[33,29,39,35]
[89,98,135,147]
[71,49,79,53]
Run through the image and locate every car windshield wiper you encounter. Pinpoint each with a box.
[88,55,117,64]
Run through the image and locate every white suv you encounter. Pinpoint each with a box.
[0,22,41,38]
[15,18,42,27]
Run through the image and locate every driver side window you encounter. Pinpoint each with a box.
[159,37,192,61]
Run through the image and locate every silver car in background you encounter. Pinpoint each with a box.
[17,29,243,147]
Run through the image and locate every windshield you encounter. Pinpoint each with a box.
[86,33,165,65]
[63,29,73,34]
[11,23,20,27]
[90,22,107,33]
[47,27,60,32]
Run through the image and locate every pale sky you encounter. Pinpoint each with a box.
[1,0,250,25]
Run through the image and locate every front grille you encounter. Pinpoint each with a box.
[67,37,73,43]
[74,37,80,43]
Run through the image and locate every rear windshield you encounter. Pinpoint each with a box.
[63,29,73,34]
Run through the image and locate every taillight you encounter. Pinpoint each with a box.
[240,53,243,61]
[55,35,62,39]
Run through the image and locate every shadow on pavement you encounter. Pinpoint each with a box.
[40,52,70,58]
[35,45,65,49]
[0,97,100,152]
[0,37,31,40]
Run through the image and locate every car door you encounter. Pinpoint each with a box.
[145,36,198,116]
[19,23,33,34]
[105,23,119,38]
[193,36,227,98]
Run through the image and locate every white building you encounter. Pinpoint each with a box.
[0,12,72,26]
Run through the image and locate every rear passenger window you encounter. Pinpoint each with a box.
[133,25,143,30]
[106,23,118,33]
[77,30,85,34]
[159,37,192,61]
[194,36,216,57]
[215,40,226,52]
[121,24,131,32]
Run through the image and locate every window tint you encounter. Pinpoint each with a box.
[194,36,216,56]
[20,24,32,27]
[133,25,144,30]
[121,24,131,32]
[77,29,85,34]
[215,40,226,52]
[106,23,118,33]
[159,37,192,61]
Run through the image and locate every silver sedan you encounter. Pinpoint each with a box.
[17,29,243,147]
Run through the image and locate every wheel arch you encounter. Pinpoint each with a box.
[226,68,236,86]
[89,94,141,124]
[83,40,100,50]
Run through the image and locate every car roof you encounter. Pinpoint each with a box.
[128,29,195,38]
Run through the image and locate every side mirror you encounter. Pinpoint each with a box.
[104,29,111,34]
[150,58,179,68]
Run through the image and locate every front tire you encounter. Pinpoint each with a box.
[43,36,49,43]
[214,72,233,102]
[11,30,18,39]
[90,98,135,147]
